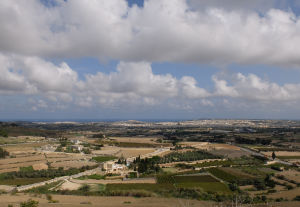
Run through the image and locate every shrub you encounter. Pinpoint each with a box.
[293,195,300,201]
[20,199,39,207]
[0,147,9,158]
[46,194,52,201]
[79,184,91,192]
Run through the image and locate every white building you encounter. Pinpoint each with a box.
[101,161,126,172]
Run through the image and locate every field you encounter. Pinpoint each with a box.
[0,194,213,207]
[277,170,300,183]
[60,173,229,194]
[179,142,249,158]
[278,156,300,160]
[51,160,96,169]
[0,177,49,185]
[268,187,300,200]
[0,151,96,172]
[106,183,174,192]
[262,151,300,157]
[193,160,234,168]
[0,153,47,173]
[207,167,255,184]
[73,178,156,185]
[3,143,48,154]
[173,174,219,183]
[109,137,158,144]
[92,156,116,163]
[173,174,230,192]
[92,146,156,158]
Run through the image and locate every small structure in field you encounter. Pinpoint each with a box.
[100,161,127,172]
[71,145,83,151]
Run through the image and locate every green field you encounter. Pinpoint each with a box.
[207,167,261,186]
[127,174,230,194]
[173,174,230,192]
[193,160,234,168]
[207,168,237,183]
[114,142,156,148]
[20,166,34,172]
[89,184,106,192]
[173,175,219,183]
[92,156,116,163]
[239,166,267,177]
[278,156,300,159]
[0,177,49,186]
[77,174,106,180]
[176,182,230,192]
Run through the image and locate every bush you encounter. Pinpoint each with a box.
[254,180,266,190]
[46,194,52,201]
[20,199,39,207]
[293,195,300,201]
[0,147,9,159]
[0,129,8,137]
[275,197,284,202]
[79,184,90,192]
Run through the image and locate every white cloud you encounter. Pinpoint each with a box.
[187,0,280,12]
[1,0,300,67]
[0,53,210,108]
[0,53,77,102]
[213,73,299,102]
[2,51,300,115]
[80,61,210,106]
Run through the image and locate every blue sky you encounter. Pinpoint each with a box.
[1,0,300,120]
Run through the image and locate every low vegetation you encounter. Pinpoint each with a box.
[0,147,9,158]
[92,156,117,163]
[0,165,97,185]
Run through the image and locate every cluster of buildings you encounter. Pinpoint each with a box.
[100,161,127,173]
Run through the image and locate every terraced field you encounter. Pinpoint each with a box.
[208,167,255,184]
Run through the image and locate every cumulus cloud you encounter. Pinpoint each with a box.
[0,53,210,108]
[213,73,300,102]
[0,53,77,103]
[2,51,300,112]
[1,0,300,67]
[78,61,211,106]
[187,0,281,13]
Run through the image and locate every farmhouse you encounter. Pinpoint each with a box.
[71,140,82,145]
[71,145,83,151]
[100,161,127,172]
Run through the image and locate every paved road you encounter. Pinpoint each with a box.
[239,146,293,166]
[16,168,100,192]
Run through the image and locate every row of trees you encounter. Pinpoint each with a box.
[235,137,272,145]
[131,150,221,173]
[160,150,221,163]
[131,156,161,174]
[1,165,97,180]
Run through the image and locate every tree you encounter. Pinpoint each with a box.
[0,147,9,158]
[272,151,276,160]
[0,129,8,137]
[228,181,239,191]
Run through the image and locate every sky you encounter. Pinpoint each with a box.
[1,0,300,120]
